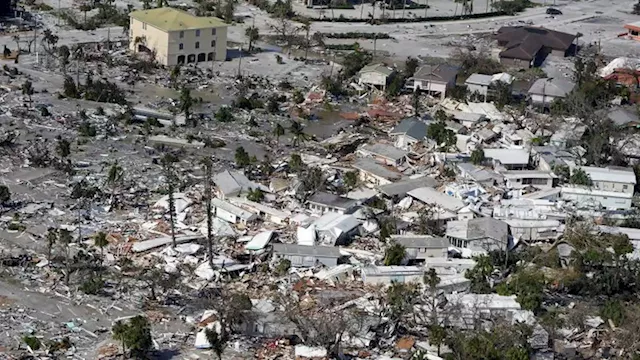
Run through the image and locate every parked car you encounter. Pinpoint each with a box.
[546,7,562,15]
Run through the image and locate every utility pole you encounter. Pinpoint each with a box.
[33,25,37,63]
[237,45,243,77]
[57,0,61,26]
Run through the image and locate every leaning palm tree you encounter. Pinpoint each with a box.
[289,120,310,147]
[201,157,214,270]
[273,123,285,143]
[106,161,124,211]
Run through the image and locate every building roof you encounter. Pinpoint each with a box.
[413,64,460,83]
[352,158,403,182]
[390,234,450,249]
[502,170,557,179]
[483,148,530,165]
[378,176,437,197]
[457,163,501,183]
[308,192,359,210]
[359,63,395,76]
[624,21,640,31]
[496,26,576,61]
[213,170,256,196]
[211,198,256,220]
[465,73,493,86]
[528,78,576,98]
[313,213,362,233]
[360,143,407,162]
[389,117,428,141]
[407,187,465,212]
[607,107,640,126]
[129,7,227,32]
[580,166,637,184]
[561,185,634,198]
[446,217,509,242]
[272,243,342,258]
[362,265,425,276]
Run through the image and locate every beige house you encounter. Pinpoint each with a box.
[129,7,228,66]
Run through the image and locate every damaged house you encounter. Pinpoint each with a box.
[446,217,510,252]
[307,192,359,215]
[271,243,343,267]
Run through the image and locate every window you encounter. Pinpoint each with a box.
[142,23,147,30]
[179,43,183,50]
[179,31,184,38]
[623,184,629,190]
[196,29,201,37]
[212,28,216,35]
[195,41,200,49]
[211,40,216,47]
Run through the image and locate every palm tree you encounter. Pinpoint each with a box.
[170,64,181,88]
[58,229,73,285]
[106,161,124,211]
[245,26,259,52]
[299,18,311,60]
[162,154,178,248]
[94,231,109,264]
[311,32,325,49]
[289,120,309,147]
[79,4,92,25]
[201,157,214,270]
[21,80,33,107]
[179,87,194,126]
[112,320,128,356]
[273,123,285,143]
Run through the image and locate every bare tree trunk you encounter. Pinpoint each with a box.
[424,0,427,17]
[204,162,214,269]
[168,184,177,248]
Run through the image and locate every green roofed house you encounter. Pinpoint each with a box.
[358,64,396,90]
[129,7,228,66]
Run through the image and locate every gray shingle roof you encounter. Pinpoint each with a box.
[352,158,403,181]
[446,217,509,242]
[528,78,575,98]
[378,176,437,197]
[308,192,359,210]
[390,235,450,249]
[465,73,493,86]
[360,143,407,162]
[413,64,460,83]
[213,170,255,196]
[359,63,395,77]
[390,117,428,141]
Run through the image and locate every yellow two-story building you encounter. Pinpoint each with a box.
[129,7,228,66]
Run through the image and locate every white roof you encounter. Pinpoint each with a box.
[580,166,637,184]
[245,231,274,251]
[211,198,257,220]
[561,186,634,198]
[504,219,560,228]
[227,197,291,219]
[502,170,556,179]
[362,265,425,276]
[465,73,493,86]
[407,187,465,212]
[484,148,530,165]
